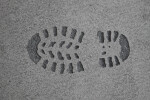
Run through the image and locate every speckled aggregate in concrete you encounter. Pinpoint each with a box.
[0,0,150,100]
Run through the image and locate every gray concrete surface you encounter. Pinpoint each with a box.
[0,0,150,100]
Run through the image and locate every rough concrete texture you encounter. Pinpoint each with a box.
[0,0,150,100]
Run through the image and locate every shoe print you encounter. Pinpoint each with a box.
[97,30,130,67]
[27,26,85,74]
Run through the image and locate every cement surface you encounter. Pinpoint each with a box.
[0,0,150,100]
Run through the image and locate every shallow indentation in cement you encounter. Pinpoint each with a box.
[42,59,48,69]
[77,61,84,72]
[97,30,130,68]
[68,63,73,73]
[119,34,130,62]
[27,26,85,74]
[26,33,41,64]
[97,31,104,43]
[78,32,85,43]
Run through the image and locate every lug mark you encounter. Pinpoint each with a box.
[66,42,72,49]
[77,61,84,72]
[60,63,65,74]
[114,31,119,42]
[57,51,64,60]
[78,32,84,43]
[99,58,106,68]
[49,42,56,47]
[108,57,113,67]
[107,31,111,42]
[51,62,57,72]
[59,41,65,48]
[114,56,120,66]
[53,26,57,36]
[68,63,73,73]
[43,29,49,38]
[66,54,71,60]
[70,29,77,39]
[42,60,48,69]
[62,26,67,36]
[49,51,55,58]
[97,31,104,43]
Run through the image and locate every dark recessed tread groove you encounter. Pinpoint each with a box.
[57,51,64,60]
[43,29,49,38]
[51,62,57,72]
[107,31,111,42]
[26,33,41,64]
[78,32,84,43]
[48,51,55,58]
[108,57,113,67]
[66,54,71,60]
[49,42,56,47]
[59,41,65,48]
[62,26,67,36]
[42,42,46,47]
[119,34,130,61]
[74,53,79,59]
[70,29,77,39]
[99,58,106,67]
[42,60,48,69]
[66,42,72,49]
[102,51,106,55]
[114,56,120,66]
[68,63,73,73]
[114,31,119,42]
[97,31,104,43]
[41,49,45,54]
[75,45,79,50]
[53,26,57,36]
[77,61,84,72]
[60,63,65,74]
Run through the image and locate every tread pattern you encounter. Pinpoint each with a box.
[97,30,130,68]
[27,26,85,74]
[27,27,130,74]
